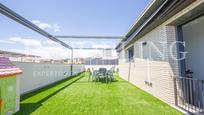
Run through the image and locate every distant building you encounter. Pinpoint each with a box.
[0,50,41,63]
[103,49,112,58]
[67,58,85,64]
[85,58,118,65]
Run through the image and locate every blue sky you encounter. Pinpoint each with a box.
[0,0,150,59]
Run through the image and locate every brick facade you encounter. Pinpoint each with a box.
[118,0,204,106]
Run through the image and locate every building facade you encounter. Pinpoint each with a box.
[116,0,204,114]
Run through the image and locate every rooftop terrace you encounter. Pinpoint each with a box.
[15,72,181,115]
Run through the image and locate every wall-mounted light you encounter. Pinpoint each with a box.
[142,41,147,46]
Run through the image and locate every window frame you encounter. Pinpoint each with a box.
[127,46,134,61]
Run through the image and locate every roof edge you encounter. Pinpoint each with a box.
[125,0,157,37]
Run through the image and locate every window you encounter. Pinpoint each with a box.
[142,41,148,59]
[127,46,134,61]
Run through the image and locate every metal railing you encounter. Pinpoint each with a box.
[174,76,204,114]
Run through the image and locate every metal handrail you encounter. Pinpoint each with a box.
[174,76,204,114]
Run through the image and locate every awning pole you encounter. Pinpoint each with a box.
[71,49,73,76]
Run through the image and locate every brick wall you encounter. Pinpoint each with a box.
[118,0,204,106]
[119,25,178,105]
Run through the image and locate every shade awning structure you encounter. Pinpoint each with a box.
[0,3,122,52]
[0,57,22,78]
[0,3,120,76]
[0,3,72,50]
[54,35,125,39]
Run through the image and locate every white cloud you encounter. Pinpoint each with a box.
[32,20,51,30]
[31,20,61,32]
[4,37,69,59]
[92,44,112,48]
[53,24,61,32]
[0,40,14,44]
[9,37,42,47]
[46,40,58,45]
[38,23,52,30]
[8,46,69,59]
[3,36,117,59]
[75,41,88,45]
[73,49,103,58]
[31,20,40,24]
[71,41,115,49]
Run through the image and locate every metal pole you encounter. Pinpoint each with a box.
[103,49,104,65]
[54,35,125,39]
[71,49,73,76]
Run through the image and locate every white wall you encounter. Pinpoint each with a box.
[183,16,204,80]
[73,64,85,75]
[14,62,84,94]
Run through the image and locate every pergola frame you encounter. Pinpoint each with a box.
[0,3,72,50]
[54,35,125,39]
[73,48,115,50]
[0,3,121,75]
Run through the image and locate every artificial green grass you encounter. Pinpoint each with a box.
[15,72,182,115]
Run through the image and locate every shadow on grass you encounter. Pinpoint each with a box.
[85,72,127,84]
[21,72,84,101]
[15,103,42,115]
[75,79,119,84]
[99,78,119,83]
[14,72,85,115]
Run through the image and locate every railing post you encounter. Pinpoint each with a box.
[202,92,204,114]
[173,77,204,114]
[174,77,178,106]
[202,81,204,114]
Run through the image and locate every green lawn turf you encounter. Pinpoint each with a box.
[14,72,182,115]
